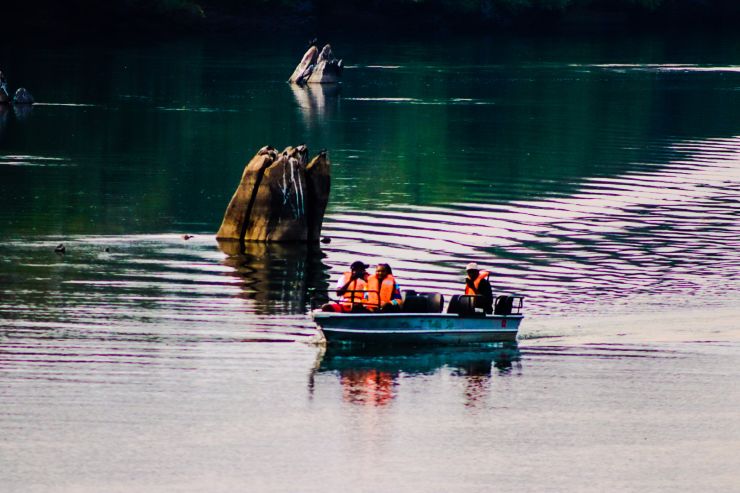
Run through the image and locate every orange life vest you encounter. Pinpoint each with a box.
[340,271,367,304]
[465,271,490,295]
[365,274,399,309]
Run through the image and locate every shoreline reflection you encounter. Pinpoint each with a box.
[312,344,521,407]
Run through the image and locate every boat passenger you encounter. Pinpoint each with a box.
[321,260,370,312]
[365,263,402,312]
[464,262,493,314]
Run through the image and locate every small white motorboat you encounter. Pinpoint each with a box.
[311,292,524,346]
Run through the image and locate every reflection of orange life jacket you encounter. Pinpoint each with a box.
[465,271,490,295]
[341,271,367,304]
[365,274,400,309]
[341,369,394,406]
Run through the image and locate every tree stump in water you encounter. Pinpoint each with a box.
[288,44,343,85]
[216,145,330,243]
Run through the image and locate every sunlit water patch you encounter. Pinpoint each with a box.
[155,106,240,113]
[0,155,74,168]
[30,103,98,107]
[579,63,740,73]
[345,96,495,105]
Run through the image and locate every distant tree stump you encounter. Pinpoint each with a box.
[289,44,343,85]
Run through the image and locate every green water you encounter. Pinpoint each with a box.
[2,34,740,235]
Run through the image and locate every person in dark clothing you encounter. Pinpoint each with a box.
[0,71,9,99]
[464,262,493,314]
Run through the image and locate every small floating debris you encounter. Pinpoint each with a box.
[182,234,194,240]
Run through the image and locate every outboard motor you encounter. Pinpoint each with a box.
[494,295,514,315]
[402,291,444,313]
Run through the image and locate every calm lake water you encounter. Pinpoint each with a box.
[1,34,739,491]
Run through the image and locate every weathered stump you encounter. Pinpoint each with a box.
[288,46,319,85]
[216,145,331,243]
[289,44,343,85]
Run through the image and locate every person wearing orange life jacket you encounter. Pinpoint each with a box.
[321,260,370,312]
[365,263,403,312]
[464,262,493,314]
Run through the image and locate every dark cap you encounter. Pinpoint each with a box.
[350,261,369,271]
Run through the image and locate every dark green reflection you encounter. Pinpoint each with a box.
[318,343,521,374]
[219,240,330,314]
[1,34,740,236]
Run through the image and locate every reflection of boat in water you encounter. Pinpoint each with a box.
[311,294,524,346]
[311,344,521,406]
[317,343,521,374]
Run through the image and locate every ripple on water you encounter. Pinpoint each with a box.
[0,155,75,168]
[321,136,740,318]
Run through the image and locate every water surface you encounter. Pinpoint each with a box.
[1,34,739,491]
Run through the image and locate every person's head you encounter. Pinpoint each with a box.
[465,262,480,279]
[375,263,392,280]
[350,260,368,276]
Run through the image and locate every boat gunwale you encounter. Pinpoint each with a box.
[317,327,519,334]
[311,311,524,320]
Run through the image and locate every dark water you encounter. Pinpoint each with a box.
[1,35,740,491]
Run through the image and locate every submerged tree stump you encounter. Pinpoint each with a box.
[217,145,330,243]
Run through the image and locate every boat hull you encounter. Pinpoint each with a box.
[311,312,522,346]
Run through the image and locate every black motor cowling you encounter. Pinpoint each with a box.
[402,291,444,313]
[494,295,514,315]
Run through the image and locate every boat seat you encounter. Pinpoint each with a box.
[447,294,486,317]
[402,291,444,313]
